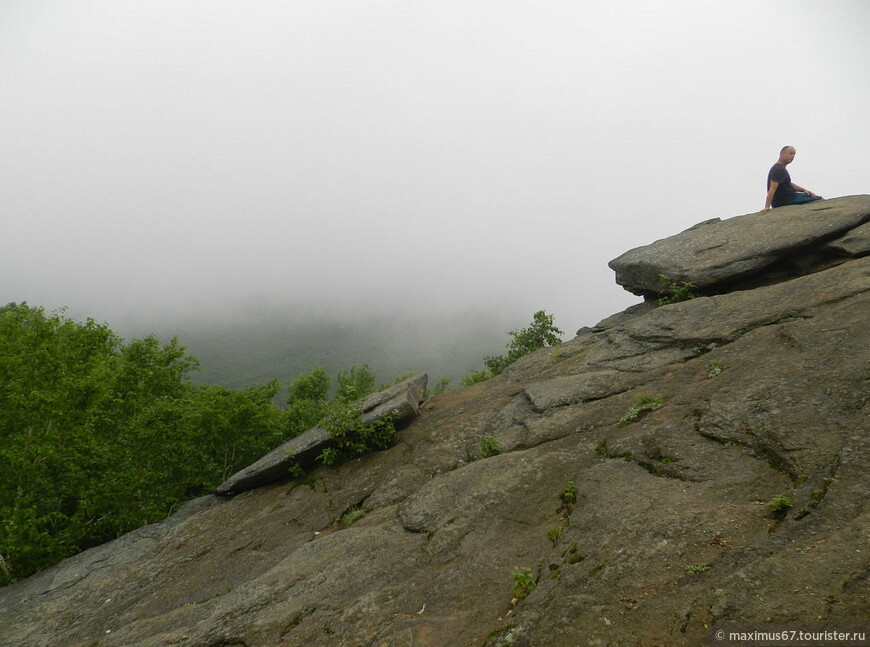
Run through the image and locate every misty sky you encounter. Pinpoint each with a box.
[2,1,868,335]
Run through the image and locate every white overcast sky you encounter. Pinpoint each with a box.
[1,0,868,334]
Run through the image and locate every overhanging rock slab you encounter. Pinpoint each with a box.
[609,195,870,295]
[216,374,427,495]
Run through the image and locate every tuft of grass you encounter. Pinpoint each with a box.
[560,481,577,508]
[478,435,502,458]
[685,564,711,575]
[342,507,366,526]
[618,395,663,425]
[546,522,567,547]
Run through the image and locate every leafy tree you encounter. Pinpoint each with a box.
[0,304,403,586]
[0,304,288,585]
[286,366,332,435]
[464,310,563,380]
[335,364,376,403]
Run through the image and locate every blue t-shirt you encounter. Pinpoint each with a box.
[768,164,796,208]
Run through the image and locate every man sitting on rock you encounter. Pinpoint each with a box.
[762,145,822,211]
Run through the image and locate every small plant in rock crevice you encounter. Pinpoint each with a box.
[546,520,568,547]
[341,507,366,526]
[510,567,536,599]
[685,564,711,575]
[618,395,664,425]
[656,274,700,305]
[478,435,502,458]
[559,481,577,511]
[706,361,725,378]
[766,495,793,518]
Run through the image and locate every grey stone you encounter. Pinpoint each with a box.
[523,370,631,412]
[215,373,427,495]
[609,194,870,295]
[3,222,869,647]
[824,220,870,257]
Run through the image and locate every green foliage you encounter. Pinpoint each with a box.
[484,311,563,376]
[430,377,452,395]
[317,403,396,466]
[341,507,366,526]
[510,566,537,599]
[706,361,725,378]
[656,274,700,306]
[0,304,353,586]
[546,524,564,546]
[478,435,501,458]
[766,495,793,517]
[685,564,711,575]
[335,364,376,403]
[559,481,577,510]
[287,462,306,480]
[460,368,491,386]
[462,310,564,384]
[618,395,664,425]
[285,366,332,437]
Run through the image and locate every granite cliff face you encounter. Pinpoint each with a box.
[1,197,868,647]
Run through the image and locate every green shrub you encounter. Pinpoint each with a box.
[685,564,711,575]
[706,361,725,378]
[559,481,577,509]
[317,403,396,465]
[618,395,664,425]
[430,377,452,395]
[546,525,564,546]
[766,495,793,518]
[510,567,536,599]
[484,311,564,376]
[342,507,366,526]
[656,274,699,305]
[478,435,502,458]
[0,304,289,585]
[335,364,376,403]
[460,368,491,387]
[0,303,401,586]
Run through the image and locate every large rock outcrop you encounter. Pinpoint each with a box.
[1,201,868,647]
[215,373,428,495]
[609,194,870,296]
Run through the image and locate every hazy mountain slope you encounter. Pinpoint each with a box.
[2,198,868,647]
[140,311,521,391]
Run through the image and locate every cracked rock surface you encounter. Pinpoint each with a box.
[1,226,868,647]
[609,194,870,295]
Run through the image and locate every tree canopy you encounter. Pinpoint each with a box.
[0,304,376,585]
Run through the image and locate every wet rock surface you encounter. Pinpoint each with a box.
[2,216,868,647]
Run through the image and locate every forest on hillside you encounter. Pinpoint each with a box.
[0,303,562,586]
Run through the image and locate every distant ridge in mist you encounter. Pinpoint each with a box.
[136,307,526,392]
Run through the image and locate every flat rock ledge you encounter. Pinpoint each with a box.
[215,373,427,495]
[609,194,870,296]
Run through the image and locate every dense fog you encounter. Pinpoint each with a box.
[2,1,868,366]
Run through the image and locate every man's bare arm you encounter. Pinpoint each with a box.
[763,181,779,211]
